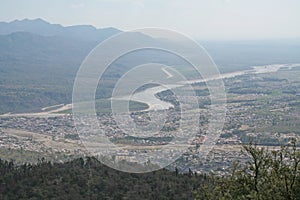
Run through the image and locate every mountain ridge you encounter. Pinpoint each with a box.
[1,19,300,114]
[0,18,122,42]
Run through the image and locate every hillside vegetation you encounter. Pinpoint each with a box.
[0,141,299,200]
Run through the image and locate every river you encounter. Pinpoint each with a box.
[119,63,300,111]
[1,63,299,117]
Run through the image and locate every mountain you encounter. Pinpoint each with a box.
[0,31,96,113]
[0,20,159,114]
[0,19,124,114]
[1,18,300,114]
[0,18,121,42]
[0,31,94,63]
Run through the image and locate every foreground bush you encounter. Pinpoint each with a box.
[195,139,300,200]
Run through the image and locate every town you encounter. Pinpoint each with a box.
[1,65,300,174]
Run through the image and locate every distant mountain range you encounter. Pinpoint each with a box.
[0,18,121,42]
[0,18,300,114]
[0,19,164,114]
[0,19,121,113]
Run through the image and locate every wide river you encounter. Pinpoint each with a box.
[118,63,300,111]
[1,63,299,117]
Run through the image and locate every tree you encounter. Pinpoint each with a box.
[195,139,300,200]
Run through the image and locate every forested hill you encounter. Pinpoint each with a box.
[0,157,202,200]
[0,19,120,114]
[0,31,97,114]
[0,142,299,200]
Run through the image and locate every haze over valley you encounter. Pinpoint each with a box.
[1,1,300,199]
[1,19,300,114]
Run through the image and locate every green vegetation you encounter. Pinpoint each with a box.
[195,139,300,200]
[0,141,299,199]
[0,157,201,199]
[58,99,149,114]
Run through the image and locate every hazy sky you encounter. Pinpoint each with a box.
[1,0,300,40]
